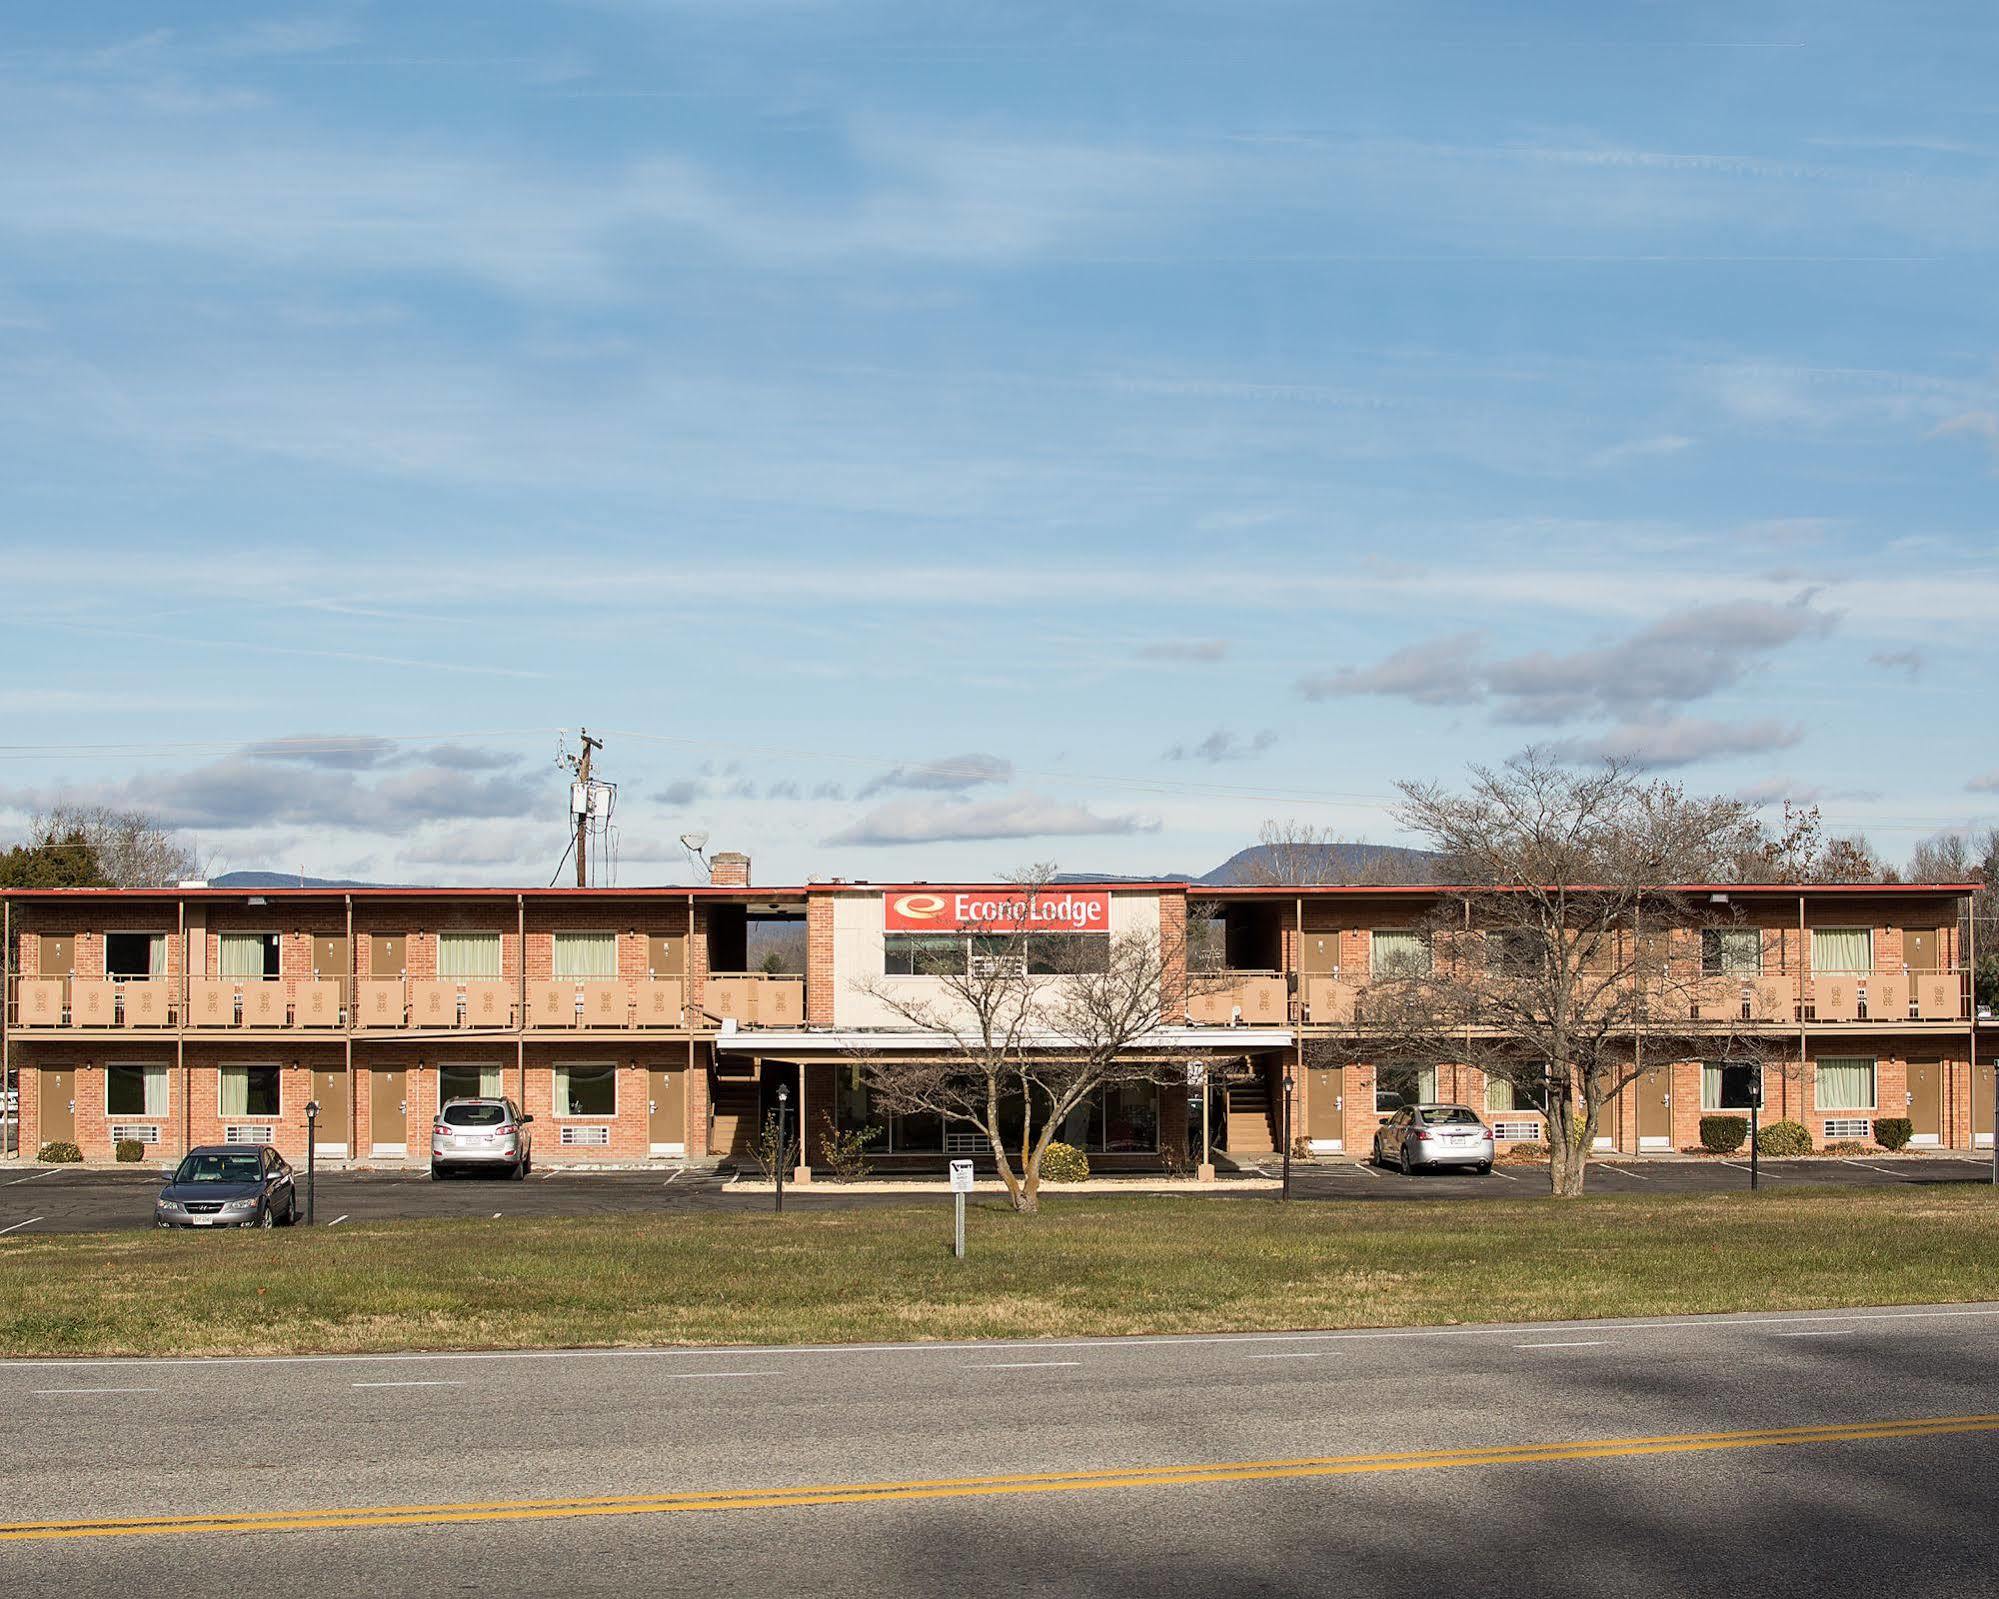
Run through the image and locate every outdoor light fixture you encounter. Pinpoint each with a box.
[304,1099,320,1225]
[774,1082,790,1215]
[1280,1068,1296,1203]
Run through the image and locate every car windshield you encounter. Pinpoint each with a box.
[1420,1107,1483,1126]
[173,1152,262,1184]
[442,1103,507,1126]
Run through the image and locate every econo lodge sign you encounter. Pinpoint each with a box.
[884,888,1110,934]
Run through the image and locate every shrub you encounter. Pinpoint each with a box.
[744,1111,798,1184]
[1699,1115,1749,1154]
[1040,1142,1090,1183]
[1499,1141,1549,1165]
[1823,1140,1873,1156]
[1873,1117,1914,1152]
[815,1112,879,1182]
[1756,1119,1813,1157]
[36,1140,82,1164]
[114,1139,145,1163]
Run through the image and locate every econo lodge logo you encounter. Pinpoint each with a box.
[884,889,1109,932]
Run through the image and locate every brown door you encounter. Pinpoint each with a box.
[1903,929,1940,974]
[1637,1067,1672,1146]
[370,1068,408,1151]
[1976,1064,1995,1152]
[371,936,407,978]
[1306,1063,1342,1141]
[648,1068,686,1147]
[39,934,75,976]
[311,1068,350,1148]
[1905,1058,1941,1144]
[40,1068,76,1146]
[647,935,685,976]
[313,936,349,979]
[1298,932,1338,974]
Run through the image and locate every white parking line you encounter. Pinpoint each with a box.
[672,1371,786,1380]
[1245,1352,1321,1361]
[491,1212,503,1219]
[327,1215,350,1227]
[1719,1162,1777,1180]
[35,1387,161,1396]
[352,1380,467,1389]
[1515,1341,1612,1349]
[1838,1159,1899,1176]
[1772,1329,1855,1338]
[1593,1165,1652,1182]
[966,1361,1083,1370]
[1347,1161,1382,1179]
[1484,1166,1520,1182]
[5,1170,55,1185]
[0,1217,44,1235]
[662,1170,683,1187]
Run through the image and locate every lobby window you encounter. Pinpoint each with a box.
[106,1064,168,1118]
[220,1065,280,1118]
[1701,1061,1763,1111]
[1702,929,1764,975]
[554,1064,617,1117]
[883,935,968,977]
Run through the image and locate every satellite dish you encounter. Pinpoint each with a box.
[679,831,710,854]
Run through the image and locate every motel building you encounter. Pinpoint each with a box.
[0,854,1985,1171]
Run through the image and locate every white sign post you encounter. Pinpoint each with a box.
[949,1159,974,1259]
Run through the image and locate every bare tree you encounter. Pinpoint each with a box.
[1237,819,1435,886]
[26,804,199,887]
[851,869,1208,1214]
[1906,828,1998,1012]
[1735,801,1888,884]
[1331,753,1777,1198]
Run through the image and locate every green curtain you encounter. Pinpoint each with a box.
[1816,1057,1876,1110]
[437,932,502,979]
[553,932,618,979]
[1811,928,1873,973]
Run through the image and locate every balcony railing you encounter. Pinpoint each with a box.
[702,973,804,1028]
[1185,970,1287,1026]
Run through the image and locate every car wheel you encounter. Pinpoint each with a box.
[511,1159,527,1181]
[282,1191,298,1225]
[430,1165,445,1181]
[1398,1145,1412,1176]
[259,1202,275,1229]
[1476,1162,1492,1175]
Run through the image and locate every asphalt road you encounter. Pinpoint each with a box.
[3,1303,1998,1596]
[2,1155,1994,1234]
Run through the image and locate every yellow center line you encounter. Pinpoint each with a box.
[3,1414,1992,1544]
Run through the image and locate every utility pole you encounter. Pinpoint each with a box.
[559,730,607,888]
[574,731,600,888]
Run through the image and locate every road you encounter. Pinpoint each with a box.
[3,1154,1994,1234]
[4,1303,1998,1596]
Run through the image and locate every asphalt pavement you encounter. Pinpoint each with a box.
[1,1154,1994,1234]
[3,1302,1998,1596]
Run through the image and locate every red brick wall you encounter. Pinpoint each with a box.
[806,895,835,1026]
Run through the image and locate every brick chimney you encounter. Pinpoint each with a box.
[709,850,751,888]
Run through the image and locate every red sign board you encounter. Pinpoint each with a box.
[884,888,1111,934]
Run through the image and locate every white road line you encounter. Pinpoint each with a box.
[671,1371,786,1380]
[1719,1162,1777,1180]
[34,1387,161,1396]
[966,1361,1083,1370]
[662,1169,683,1187]
[12,1305,1999,1373]
[327,1215,350,1227]
[1838,1159,1899,1176]
[352,1380,468,1389]
[1484,1166,1520,1182]
[1593,1165,1652,1182]
[1245,1352,1321,1361]
[5,1170,55,1185]
[0,1217,44,1235]
[1772,1329,1855,1338]
[1515,1341,1612,1349]
[1345,1161,1381,1178]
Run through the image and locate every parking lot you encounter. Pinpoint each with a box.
[0,1154,1992,1235]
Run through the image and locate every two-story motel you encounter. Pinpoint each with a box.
[0,853,1984,1169]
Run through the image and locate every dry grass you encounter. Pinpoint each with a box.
[4,1189,1997,1358]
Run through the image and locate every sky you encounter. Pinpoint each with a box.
[1,1,1996,887]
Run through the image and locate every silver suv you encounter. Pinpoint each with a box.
[430,1097,533,1180]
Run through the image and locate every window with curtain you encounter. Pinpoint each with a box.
[1371,930,1431,977]
[553,932,618,979]
[1702,1061,1762,1110]
[104,933,167,978]
[440,1063,505,1102]
[220,932,280,979]
[1816,1057,1876,1110]
[437,932,503,979]
[106,1064,168,1117]
[554,1064,617,1116]
[1486,1078,1515,1113]
[1702,929,1764,975]
[219,1065,280,1117]
[1811,928,1873,974]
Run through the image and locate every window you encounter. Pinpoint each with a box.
[1816,1056,1876,1111]
[1702,929,1764,976]
[1486,1078,1515,1113]
[1701,1061,1763,1111]
[1371,930,1431,978]
[1486,1075,1548,1114]
[554,1063,617,1117]
[220,932,281,979]
[1097,1081,1160,1152]
[1026,933,1110,975]
[442,1102,509,1127]
[104,933,165,979]
[219,1065,280,1118]
[105,1064,168,1117]
[439,1063,505,1103]
[553,932,617,979]
[883,934,969,977]
[1377,1065,1437,1110]
[1811,928,1873,974]
[437,932,503,979]
[1485,930,1543,975]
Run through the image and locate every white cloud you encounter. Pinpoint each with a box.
[823,790,1159,846]
[857,751,1013,798]
[1547,718,1804,770]
[1164,728,1277,763]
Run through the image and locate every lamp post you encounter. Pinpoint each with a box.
[774,1082,789,1215]
[1280,1067,1294,1202]
[1744,1063,1762,1193]
[304,1099,319,1225]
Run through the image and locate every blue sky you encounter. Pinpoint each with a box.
[2,1,1995,885]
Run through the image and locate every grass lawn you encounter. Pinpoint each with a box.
[4,1188,1997,1358]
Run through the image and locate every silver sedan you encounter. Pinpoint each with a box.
[1372,1104,1496,1175]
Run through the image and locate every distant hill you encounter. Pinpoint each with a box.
[1197,842,1439,886]
[209,870,396,890]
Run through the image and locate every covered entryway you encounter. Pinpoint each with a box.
[1905,1057,1941,1147]
[1637,1066,1673,1151]
[311,1067,349,1156]
[40,1068,76,1147]
[370,1067,408,1156]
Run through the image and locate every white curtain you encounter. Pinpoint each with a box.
[219,933,270,979]
[1817,1057,1876,1110]
[437,932,503,979]
[554,932,618,979]
[441,1064,505,1100]
[1812,928,1873,973]
[1713,929,1762,974]
[1372,930,1431,977]
[554,1064,616,1116]
[1486,1078,1516,1112]
[1414,1066,1438,1103]
[147,934,168,976]
[142,1065,168,1117]
[219,1066,249,1117]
